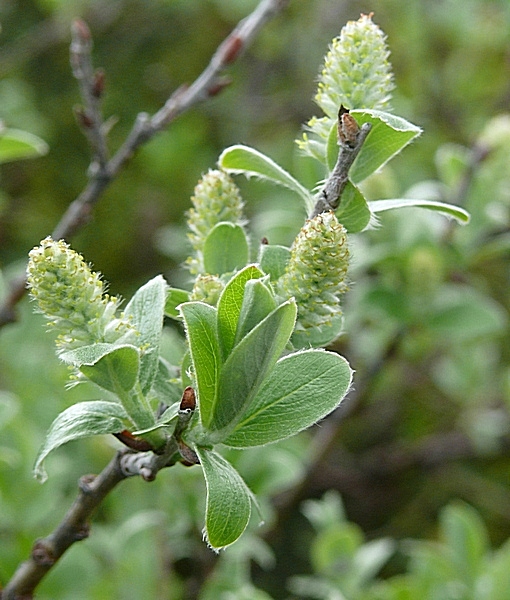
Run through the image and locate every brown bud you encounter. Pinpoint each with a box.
[223,35,244,64]
[180,386,196,412]
[72,19,91,43]
[92,69,105,98]
[113,430,153,452]
[337,105,360,147]
[74,106,94,129]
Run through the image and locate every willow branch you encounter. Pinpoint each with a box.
[0,0,290,329]
[310,108,372,218]
[1,431,199,599]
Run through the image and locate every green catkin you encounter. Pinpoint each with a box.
[298,14,394,162]
[190,274,224,305]
[186,169,246,275]
[276,212,349,334]
[27,237,135,352]
[316,13,394,116]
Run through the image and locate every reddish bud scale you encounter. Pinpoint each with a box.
[113,430,153,452]
[92,69,105,98]
[337,105,360,147]
[223,35,244,64]
[72,19,91,42]
[75,107,94,129]
[180,386,196,411]
[208,78,231,97]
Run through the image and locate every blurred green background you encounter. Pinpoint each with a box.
[1,0,510,598]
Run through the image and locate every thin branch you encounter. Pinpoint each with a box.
[1,452,127,600]
[1,424,199,598]
[0,0,290,330]
[310,107,372,219]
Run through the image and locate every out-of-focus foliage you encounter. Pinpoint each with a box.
[1,0,510,598]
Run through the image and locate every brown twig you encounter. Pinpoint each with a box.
[0,0,290,330]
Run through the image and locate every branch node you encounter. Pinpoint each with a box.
[78,474,96,494]
[32,540,55,567]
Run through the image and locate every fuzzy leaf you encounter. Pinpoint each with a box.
[34,401,128,482]
[235,279,277,346]
[125,275,167,394]
[258,244,291,281]
[195,446,252,550]
[203,222,249,275]
[336,180,372,232]
[291,314,345,349]
[219,144,314,213]
[349,110,422,183]
[165,288,191,319]
[179,302,221,429]
[210,299,297,437]
[369,198,470,224]
[217,265,264,359]
[224,350,352,448]
[0,127,49,164]
[61,344,140,393]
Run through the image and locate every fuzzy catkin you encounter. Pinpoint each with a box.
[186,169,246,275]
[27,237,135,351]
[276,212,349,334]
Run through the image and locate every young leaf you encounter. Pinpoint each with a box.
[291,314,345,349]
[150,358,183,407]
[235,279,277,346]
[0,127,49,164]
[203,222,249,275]
[195,446,252,550]
[209,299,297,437]
[165,288,191,319]
[336,180,372,233]
[216,265,264,359]
[60,343,140,393]
[369,198,470,224]
[34,401,128,482]
[219,144,315,214]
[258,244,291,281]
[223,349,352,448]
[124,275,167,394]
[349,110,422,183]
[179,302,221,429]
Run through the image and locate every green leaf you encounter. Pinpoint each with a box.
[133,403,180,435]
[210,299,297,437]
[179,302,221,429]
[125,275,167,394]
[427,285,506,343]
[235,279,277,346]
[326,121,340,172]
[0,127,49,164]
[203,222,249,275]
[291,314,345,349]
[369,198,471,224]
[165,288,191,319]
[34,401,128,482]
[150,358,183,407]
[224,349,352,448]
[217,265,264,359]
[336,180,372,233]
[349,110,422,183]
[258,244,291,281]
[441,502,489,584]
[195,446,252,550]
[61,344,140,393]
[219,144,314,213]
